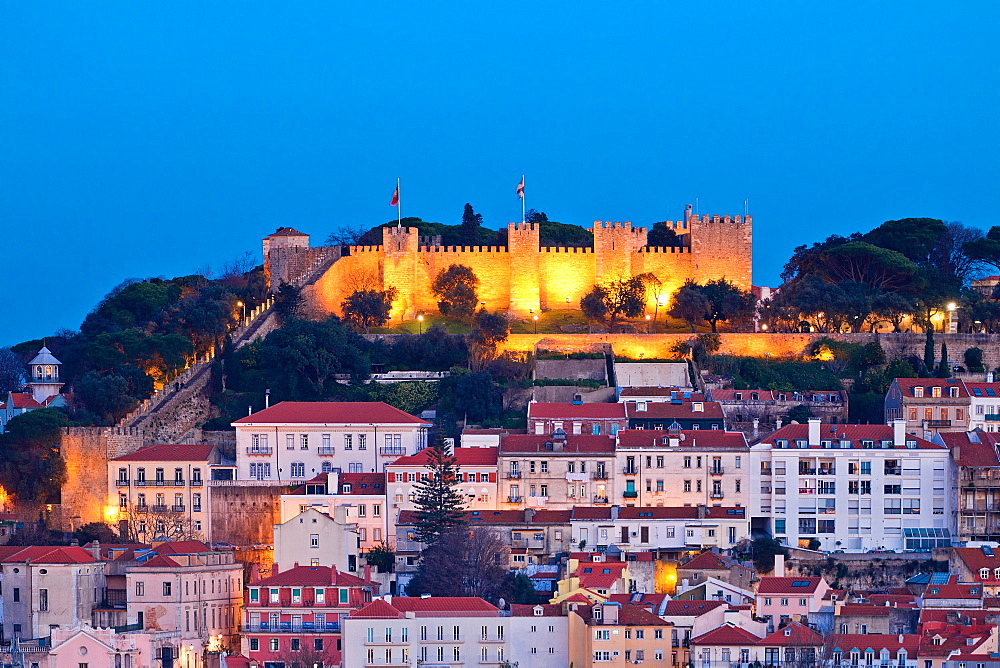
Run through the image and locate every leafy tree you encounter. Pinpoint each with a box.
[965,347,985,373]
[524,209,549,224]
[786,404,812,424]
[411,434,467,546]
[376,325,469,371]
[406,527,510,603]
[583,275,654,333]
[647,222,680,247]
[438,369,503,426]
[0,408,68,504]
[432,265,479,319]
[748,535,788,573]
[364,540,395,573]
[668,281,711,332]
[963,226,1000,272]
[580,287,609,330]
[469,310,509,369]
[273,281,304,322]
[461,203,484,246]
[862,218,948,264]
[822,242,919,293]
[341,287,398,334]
[701,279,756,333]
[0,347,26,395]
[75,371,141,425]
[504,571,538,604]
[74,522,125,545]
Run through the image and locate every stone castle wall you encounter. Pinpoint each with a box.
[49,427,144,530]
[282,214,752,319]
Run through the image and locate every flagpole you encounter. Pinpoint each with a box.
[397,177,401,227]
[521,174,525,224]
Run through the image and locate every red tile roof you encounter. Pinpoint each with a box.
[950,547,1000,582]
[0,546,98,564]
[255,565,375,587]
[918,609,1000,625]
[137,555,182,568]
[268,227,308,237]
[659,600,727,617]
[837,604,891,616]
[758,622,824,646]
[233,401,428,425]
[616,429,748,449]
[527,403,626,419]
[893,378,969,396]
[760,424,943,449]
[389,447,497,467]
[939,432,1000,466]
[338,472,386,494]
[680,551,742,571]
[691,624,763,646]
[922,574,984,600]
[757,577,824,594]
[867,594,917,608]
[152,540,212,555]
[7,393,42,409]
[385,596,499,616]
[617,506,746,521]
[624,400,726,420]
[574,604,670,626]
[499,434,616,454]
[112,443,215,462]
[350,599,405,619]
[509,603,564,616]
[397,509,572,526]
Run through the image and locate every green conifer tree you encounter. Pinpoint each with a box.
[937,341,950,378]
[412,434,467,545]
[923,327,935,377]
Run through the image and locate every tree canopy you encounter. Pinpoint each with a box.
[432,265,480,319]
[411,435,467,546]
[0,408,68,504]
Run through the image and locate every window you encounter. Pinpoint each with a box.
[269,638,279,652]
[135,582,144,597]
[286,434,295,450]
[310,534,319,548]
[684,480,691,492]
[163,582,172,596]
[344,434,353,449]
[290,462,306,478]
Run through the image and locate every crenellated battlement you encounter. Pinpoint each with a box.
[540,246,594,254]
[637,245,690,254]
[348,245,383,254]
[419,245,507,253]
[508,222,538,232]
[385,225,418,237]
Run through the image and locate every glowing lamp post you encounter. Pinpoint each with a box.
[417,314,424,335]
[947,302,958,334]
[654,297,665,333]
[236,301,245,326]
[645,314,651,333]
[533,314,539,334]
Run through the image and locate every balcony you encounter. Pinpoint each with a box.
[166,480,186,487]
[246,446,273,455]
[151,505,168,513]
[818,468,836,476]
[317,446,336,455]
[592,471,610,480]
[116,479,130,487]
[710,466,725,475]
[190,479,203,487]
[622,467,638,475]
[760,467,772,476]
[242,622,341,633]
[927,420,952,428]
[986,414,1000,422]
[623,491,638,499]
[171,505,186,512]
[710,491,725,499]
[594,496,609,504]
[885,468,901,475]
[506,472,521,479]
[380,446,407,456]
[799,468,817,476]
[507,496,522,503]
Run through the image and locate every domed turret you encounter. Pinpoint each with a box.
[28,346,64,402]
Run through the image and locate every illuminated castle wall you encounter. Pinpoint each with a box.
[266,214,752,318]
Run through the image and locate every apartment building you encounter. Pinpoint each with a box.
[341,596,511,667]
[750,419,954,552]
[498,432,617,509]
[232,401,430,481]
[709,389,848,434]
[124,541,243,647]
[273,507,362,574]
[567,506,749,555]
[279,472,389,551]
[624,399,727,431]
[243,564,379,667]
[614,428,749,508]
[755,576,831,631]
[937,431,1000,544]
[965,383,1000,432]
[507,604,570,668]
[0,545,105,641]
[884,378,970,437]
[527,402,627,436]
[386,447,498,512]
[568,600,673,667]
[109,444,220,542]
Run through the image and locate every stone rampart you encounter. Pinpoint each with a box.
[209,483,289,546]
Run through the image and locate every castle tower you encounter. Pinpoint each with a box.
[28,346,64,403]
[262,227,310,287]
[506,222,541,315]
[689,214,753,290]
[592,221,648,282]
[383,226,420,319]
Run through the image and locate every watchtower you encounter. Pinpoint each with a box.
[592,221,648,282]
[507,222,541,315]
[383,226,420,319]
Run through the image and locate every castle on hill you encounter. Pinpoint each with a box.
[263,209,752,319]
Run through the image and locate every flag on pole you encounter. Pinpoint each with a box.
[390,183,400,207]
[516,176,524,199]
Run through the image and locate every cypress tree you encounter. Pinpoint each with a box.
[923,327,935,376]
[937,341,950,378]
[460,203,483,246]
[412,433,467,546]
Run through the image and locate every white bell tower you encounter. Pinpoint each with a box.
[27,346,64,403]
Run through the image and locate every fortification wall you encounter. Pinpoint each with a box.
[689,215,753,290]
[633,246,695,310]
[305,248,383,317]
[538,247,596,310]
[414,245,514,315]
[209,483,287,546]
[50,427,144,530]
[268,246,341,288]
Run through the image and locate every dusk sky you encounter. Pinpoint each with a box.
[2,3,998,346]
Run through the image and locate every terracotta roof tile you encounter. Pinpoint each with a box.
[825,633,921,655]
[255,565,375,587]
[389,447,497,467]
[761,424,943,449]
[659,600,727,616]
[691,624,763,645]
[940,432,1000,466]
[624,400,725,420]
[338,472,386,494]
[112,443,215,462]
[499,434,616,454]
[233,401,428,425]
[527,403,626,419]
[757,577,824,594]
[617,429,749,449]
[758,622,824,646]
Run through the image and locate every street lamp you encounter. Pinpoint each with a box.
[654,297,665,333]
[236,301,245,325]
[645,314,651,333]
[533,314,538,334]
[417,315,424,334]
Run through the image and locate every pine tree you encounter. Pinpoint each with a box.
[412,434,467,545]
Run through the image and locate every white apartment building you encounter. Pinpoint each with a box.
[342,596,513,667]
[965,382,1000,432]
[232,401,430,481]
[568,506,749,554]
[273,507,362,574]
[109,444,219,542]
[280,472,389,550]
[614,429,750,508]
[750,419,954,552]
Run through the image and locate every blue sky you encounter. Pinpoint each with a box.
[2,2,998,346]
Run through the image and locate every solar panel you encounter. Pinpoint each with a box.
[974,388,984,396]
[930,572,951,584]
[989,389,997,397]
[791,580,812,587]
[982,545,995,556]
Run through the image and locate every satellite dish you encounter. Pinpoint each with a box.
[498,598,506,609]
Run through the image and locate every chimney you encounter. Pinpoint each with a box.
[602,602,619,625]
[892,419,906,446]
[753,419,760,439]
[774,554,785,577]
[364,564,371,582]
[697,504,706,519]
[90,539,101,560]
[250,563,260,583]
[807,418,821,446]
[611,505,620,520]
[524,508,536,523]
[776,417,783,430]
[953,445,961,464]
[272,563,279,575]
